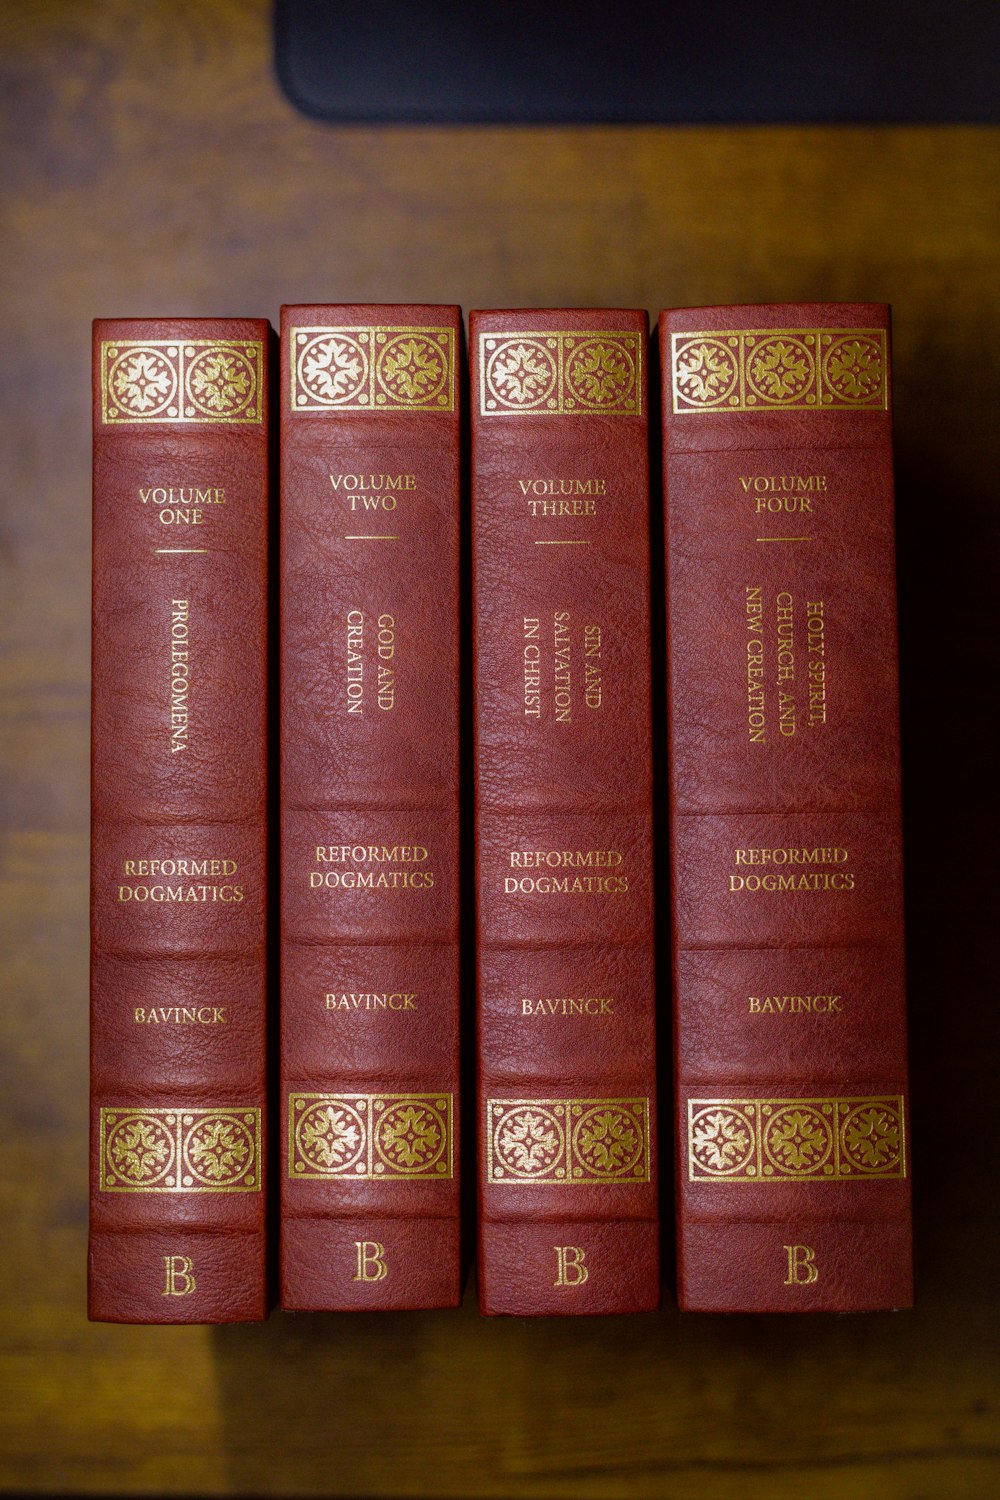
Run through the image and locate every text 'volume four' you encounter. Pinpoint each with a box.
[280,306,462,1308]
[471,309,659,1314]
[661,305,911,1311]
[90,320,270,1322]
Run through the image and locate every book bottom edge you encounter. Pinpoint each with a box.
[281,1215,461,1310]
[678,1217,913,1312]
[88,1228,268,1323]
[479,1217,660,1316]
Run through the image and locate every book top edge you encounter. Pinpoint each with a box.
[281,304,461,328]
[660,304,890,332]
[93,318,272,338]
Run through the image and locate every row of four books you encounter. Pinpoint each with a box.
[90,304,910,1321]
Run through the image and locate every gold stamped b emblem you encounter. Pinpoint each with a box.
[162,1255,196,1296]
[554,1246,589,1286]
[353,1241,388,1282]
[784,1244,819,1284]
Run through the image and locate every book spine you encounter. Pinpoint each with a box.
[471,310,659,1315]
[89,319,270,1323]
[661,304,912,1312]
[279,306,461,1309]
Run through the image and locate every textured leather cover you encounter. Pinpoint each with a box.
[471,309,659,1315]
[90,318,270,1323]
[660,304,912,1311]
[279,305,461,1309]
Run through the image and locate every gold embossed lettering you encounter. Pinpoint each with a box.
[784,1244,819,1284]
[521,996,615,1017]
[141,486,227,526]
[523,617,541,718]
[807,600,828,726]
[118,856,243,905]
[353,1241,388,1281]
[739,474,825,512]
[162,1255,196,1296]
[583,623,603,708]
[729,845,855,894]
[346,610,364,713]
[331,472,415,511]
[746,587,765,742]
[135,1006,227,1025]
[324,992,417,1012]
[310,843,434,891]
[554,1246,589,1286]
[554,611,572,722]
[748,995,842,1016]
[504,848,628,896]
[527,497,596,517]
[169,599,190,753]
[517,477,606,495]
[376,614,395,710]
[519,614,609,722]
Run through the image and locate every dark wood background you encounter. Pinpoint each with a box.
[1,2,997,1495]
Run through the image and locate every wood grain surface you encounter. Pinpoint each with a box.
[1,2,997,1496]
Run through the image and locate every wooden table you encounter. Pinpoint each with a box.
[2,3,997,1495]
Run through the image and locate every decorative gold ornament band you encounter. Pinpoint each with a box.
[100,340,264,424]
[486,1097,651,1185]
[479,331,643,416]
[288,1092,454,1179]
[687,1095,906,1182]
[670,329,888,413]
[99,1107,262,1192]
[288,326,455,412]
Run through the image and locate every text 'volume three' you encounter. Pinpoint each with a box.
[471,309,659,1314]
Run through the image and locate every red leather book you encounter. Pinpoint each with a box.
[279,305,461,1309]
[471,309,659,1315]
[90,319,270,1322]
[660,304,912,1311]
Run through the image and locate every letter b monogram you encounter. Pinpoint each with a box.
[784,1243,819,1285]
[162,1255,196,1296]
[554,1245,589,1287]
[353,1240,388,1282]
